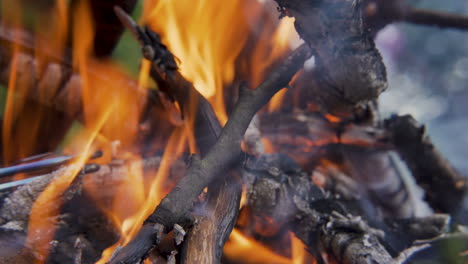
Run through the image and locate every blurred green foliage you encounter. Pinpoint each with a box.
[111,0,144,77]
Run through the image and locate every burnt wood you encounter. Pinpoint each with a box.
[385,115,467,217]
[111,11,243,263]
[274,0,387,115]
[107,42,312,264]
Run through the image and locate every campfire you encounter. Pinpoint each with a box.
[0,0,467,263]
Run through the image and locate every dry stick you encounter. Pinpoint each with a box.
[384,115,467,216]
[363,0,468,32]
[403,8,468,30]
[113,7,242,263]
[180,176,242,263]
[107,44,312,264]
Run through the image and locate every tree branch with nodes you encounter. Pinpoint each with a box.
[107,7,312,264]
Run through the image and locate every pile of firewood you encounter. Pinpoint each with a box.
[0,0,468,263]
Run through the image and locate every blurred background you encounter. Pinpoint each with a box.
[376,0,468,173]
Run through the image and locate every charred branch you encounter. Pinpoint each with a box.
[180,175,242,264]
[363,0,468,33]
[107,40,312,263]
[244,153,427,264]
[382,214,451,253]
[403,8,468,30]
[114,8,242,263]
[0,154,188,263]
[274,0,387,115]
[384,115,467,216]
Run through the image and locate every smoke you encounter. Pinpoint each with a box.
[376,0,468,174]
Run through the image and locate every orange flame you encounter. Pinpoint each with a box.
[97,127,188,263]
[27,109,111,263]
[22,0,148,261]
[141,0,298,124]
[251,16,300,88]
[291,233,307,264]
[142,0,254,124]
[3,0,304,262]
[225,229,313,264]
[268,87,288,112]
[224,229,293,264]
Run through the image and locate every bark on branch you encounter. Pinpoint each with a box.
[274,0,387,115]
[363,0,468,33]
[112,8,245,263]
[384,115,467,216]
[244,153,436,264]
[107,42,312,264]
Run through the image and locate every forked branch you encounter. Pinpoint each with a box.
[107,41,311,263]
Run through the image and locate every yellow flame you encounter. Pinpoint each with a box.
[138,59,151,91]
[250,16,299,87]
[24,0,140,261]
[27,106,114,263]
[143,0,254,124]
[4,0,305,262]
[224,229,293,264]
[291,233,307,264]
[268,87,288,112]
[97,127,187,263]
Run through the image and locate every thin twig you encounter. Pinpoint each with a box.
[363,0,468,32]
[384,115,467,216]
[403,8,468,30]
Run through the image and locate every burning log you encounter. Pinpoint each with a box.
[0,154,188,263]
[243,153,450,264]
[259,110,426,218]
[107,42,312,264]
[241,155,436,263]
[258,110,391,167]
[0,0,144,118]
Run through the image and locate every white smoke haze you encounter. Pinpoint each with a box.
[376,0,468,173]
